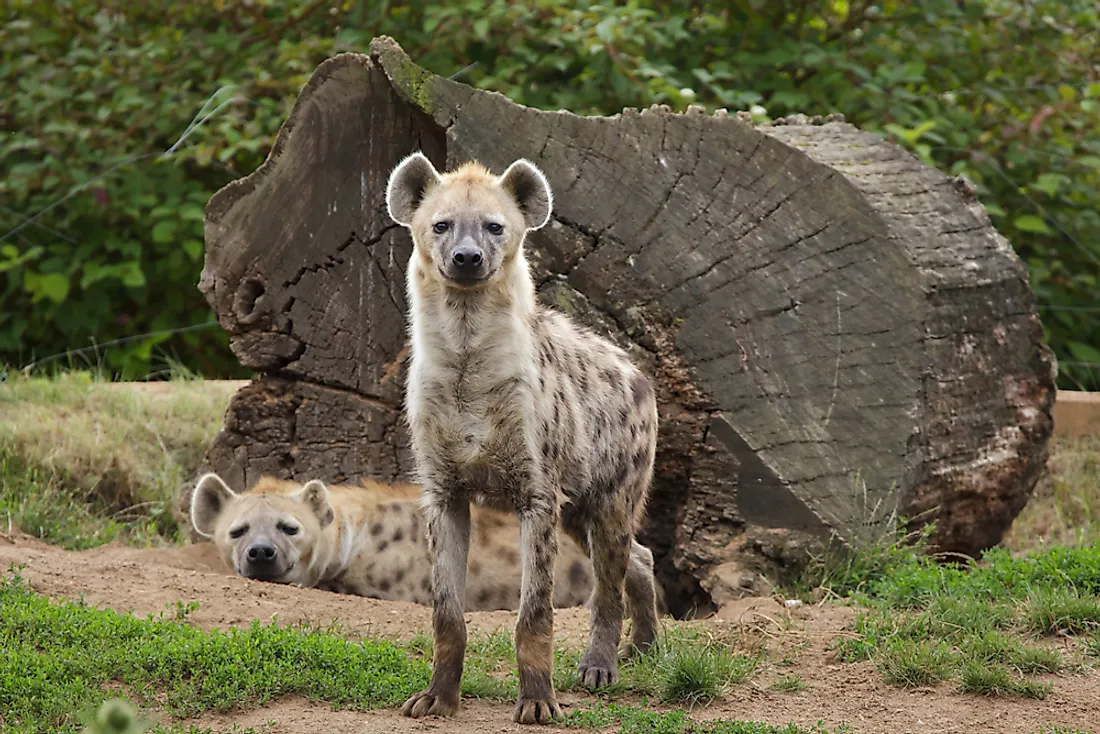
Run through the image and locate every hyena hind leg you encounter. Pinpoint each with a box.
[576,510,632,689]
[621,540,659,659]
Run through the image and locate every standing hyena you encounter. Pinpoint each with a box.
[385,152,660,725]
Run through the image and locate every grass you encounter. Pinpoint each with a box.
[768,674,806,693]
[0,567,429,734]
[0,370,237,548]
[562,702,847,733]
[958,661,1053,699]
[824,532,1100,698]
[1005,435,1100,551]
[403,625,760,707]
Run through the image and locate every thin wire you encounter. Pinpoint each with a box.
[17,322,220,376]
[930,145,1100,269]
[0,86,245,246]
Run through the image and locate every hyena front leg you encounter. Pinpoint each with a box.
[402,496,471,719]
[513,504,563,725]
[576,506,632,689]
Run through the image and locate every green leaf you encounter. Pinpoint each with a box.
[25,272,70,304]
[1013,215,1052,235]
[1067,341,1100,365]
[151,220,177,244]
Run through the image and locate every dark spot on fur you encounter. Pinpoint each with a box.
[633,449,648,469]
[542,441,550,458]
[378,540,389,552]
[370,522,384,537]
[619,406,630,427]
[577,367,589,392]
[379,579,391,592]
[476,589,492,607]
[395,569,405,583]
[569,560,587,586]
[410,524,419,542]
[503,549,519,566]
[421,578,431,591]
[553,400,560,424]
[601,368,616,384]
[393,528,404,542]
[631,373,652,406]
[470,559,482,574]
[539,375,546,391]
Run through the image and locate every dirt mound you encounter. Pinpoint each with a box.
[0,533,1096,734]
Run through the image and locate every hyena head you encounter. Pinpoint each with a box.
[385,153,553,289]
[189,473,335,585]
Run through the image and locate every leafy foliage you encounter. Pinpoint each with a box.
[3,0,1098,384]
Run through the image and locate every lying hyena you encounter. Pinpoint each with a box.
[386,153,660,724]
[188,473,595,610]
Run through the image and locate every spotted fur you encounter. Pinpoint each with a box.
[386,154,660,725]
[189,473,594,610]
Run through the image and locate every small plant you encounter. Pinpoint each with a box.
[623,629,760,706]
[1025,589,1100,635]
[958,662,1053,700]
[874,639,953,688]
[769,674,807,693]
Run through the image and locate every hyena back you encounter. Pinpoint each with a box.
[385,153,660,725]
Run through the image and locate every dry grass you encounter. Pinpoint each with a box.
[0,370,239,548]
[1004,435,1100,552]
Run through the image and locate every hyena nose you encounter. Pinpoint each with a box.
[246,542,277,564]
[452,244,484,274]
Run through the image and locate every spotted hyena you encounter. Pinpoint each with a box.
[386,153,660,724]
[189,473,595,610]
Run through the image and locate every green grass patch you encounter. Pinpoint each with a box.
[958,661,1053,699]
[768,674,806,693]
[1024,588,1100,635]
[405,625,759,707]
[874,639,954,687]
[614,627,760,705]
[0,568,429,734]
[0,371,236,549]
[817,531,1100,697]
[562,702,846,733]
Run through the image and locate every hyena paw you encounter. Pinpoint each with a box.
[512,695,562,725]
[578,660,618,689]
[401,688,459,718]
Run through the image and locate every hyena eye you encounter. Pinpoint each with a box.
[229,525,248,539]
[277,522,299,536]
[485,222,503,235]
[432,221,450,234]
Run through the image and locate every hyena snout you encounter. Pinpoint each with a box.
[243,538,282,578]
[450,238,484,278]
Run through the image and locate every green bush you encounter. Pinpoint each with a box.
[3,0,1098,385]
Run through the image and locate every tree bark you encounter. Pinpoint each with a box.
[196,37,1056,617]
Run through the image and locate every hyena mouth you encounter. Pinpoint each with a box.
[438,265,493,289]
[241,563,295,583]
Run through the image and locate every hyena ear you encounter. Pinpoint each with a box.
[294,479,335,529]
[190,473,238,538]
[386,152,442,227]
[498,158,553,231]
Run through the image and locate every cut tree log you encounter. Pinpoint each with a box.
[196,37,1056,617]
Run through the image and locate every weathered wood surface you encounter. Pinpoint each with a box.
[196,37,1056,616]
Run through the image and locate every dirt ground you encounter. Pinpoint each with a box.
[1,531,1096,734]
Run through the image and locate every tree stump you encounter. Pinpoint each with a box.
[196,37,1056,617]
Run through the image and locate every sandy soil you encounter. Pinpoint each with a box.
[0,532,1096,734]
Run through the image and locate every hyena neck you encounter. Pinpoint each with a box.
[409,252,536,363]
[307,510,355,584]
